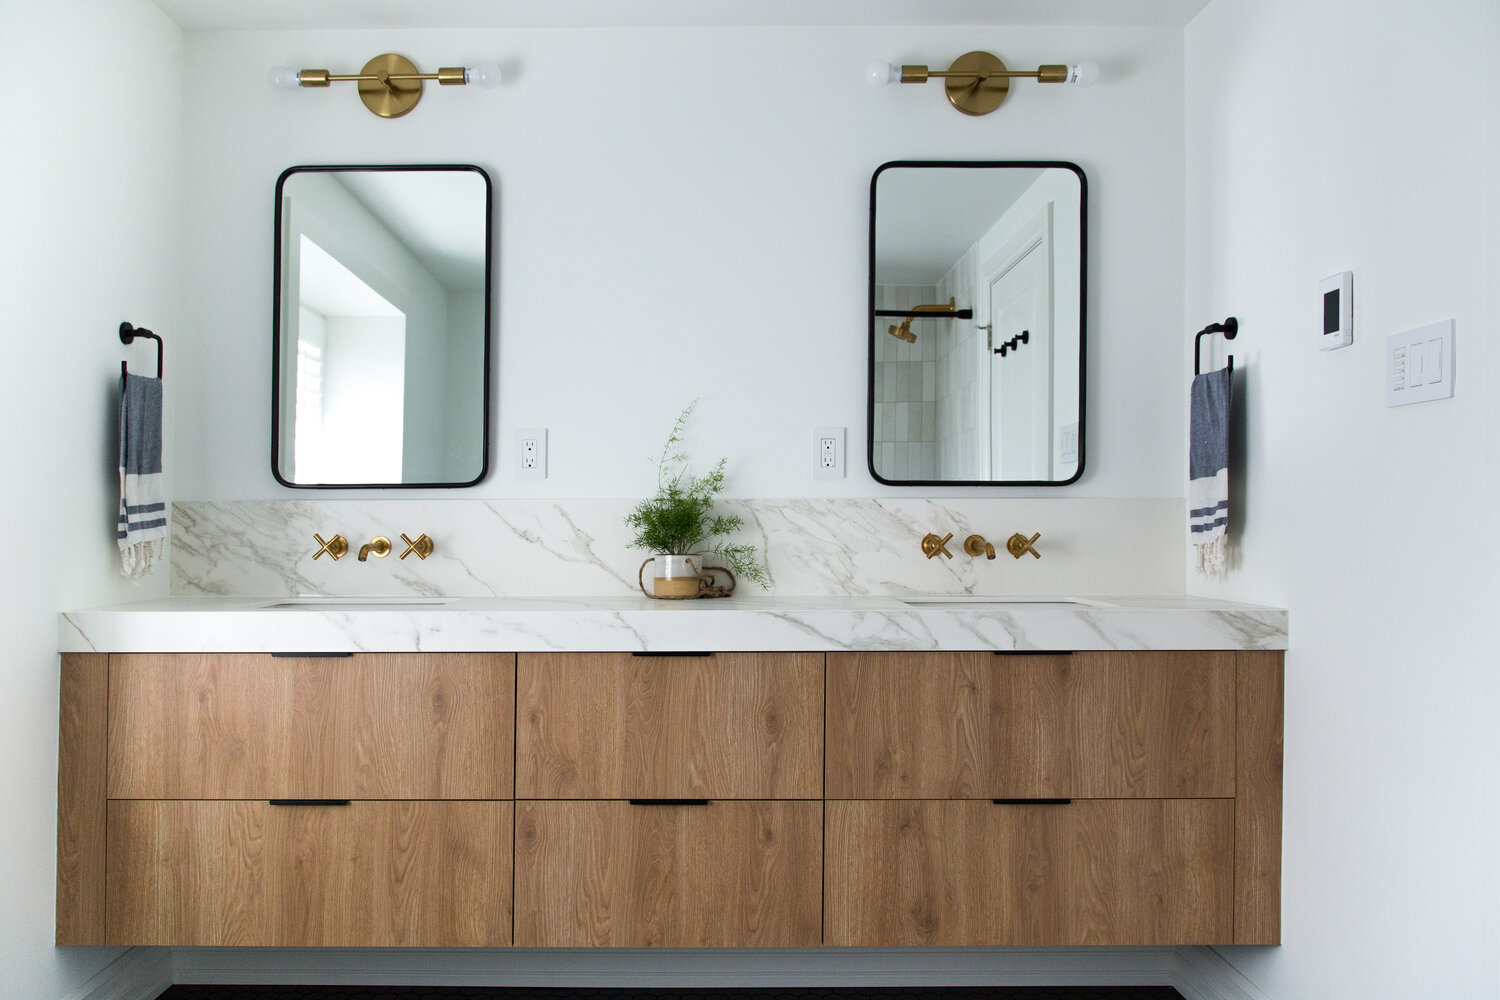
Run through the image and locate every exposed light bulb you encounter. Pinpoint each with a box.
[267,65,302,91]
[1067,61,1099,86]
[866,60,900,86]
[465,63,502,88]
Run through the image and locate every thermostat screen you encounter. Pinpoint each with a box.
[1324,289,1341,334]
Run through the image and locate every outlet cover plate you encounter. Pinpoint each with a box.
[814,426,845,479]
[515,427,547,479]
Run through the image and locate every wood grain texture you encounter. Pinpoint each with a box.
[105,800,511,947]
[826,651,1235,799]
[516,653,823,799]
[514,800,822,947]
[825,798,1233,947]
[56,653,107,944]
[106,653,515,799]
[1234,651,1284,944]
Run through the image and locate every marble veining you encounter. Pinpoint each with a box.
[170,497,1186,599]
[60,594,1288,654]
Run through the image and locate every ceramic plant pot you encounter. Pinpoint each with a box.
[639,554,704,599]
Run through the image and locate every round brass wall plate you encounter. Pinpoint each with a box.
[945,50,1010,116]
[358,53,423,118]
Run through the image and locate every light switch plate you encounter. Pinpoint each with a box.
[1386,320,1454,407]
[1319,271,1353,350]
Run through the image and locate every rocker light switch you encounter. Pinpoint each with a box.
[1386,320,1454,407]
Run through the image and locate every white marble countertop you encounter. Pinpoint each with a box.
[60,594,1287,654]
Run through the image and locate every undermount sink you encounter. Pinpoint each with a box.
[902,596,1113,609]
[265,597,453,610]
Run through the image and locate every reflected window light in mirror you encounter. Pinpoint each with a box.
[869,161,1085,486]
[273,165,492,488]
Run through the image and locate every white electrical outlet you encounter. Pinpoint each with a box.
[814,426,845,479]
[516,427,547,479]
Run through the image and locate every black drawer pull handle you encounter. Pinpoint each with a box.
[269,799,351,807]
[271,652,353,658]
[992,650,1073,657]
[992,798,1072,806]
[630,652,712,658]
[628,798,710,806]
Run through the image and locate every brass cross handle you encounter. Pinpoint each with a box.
[400,532,435,560]
[1006,532,1042,559]
[313,533,348,560]
[921,532,954,559]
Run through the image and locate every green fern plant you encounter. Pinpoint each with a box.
[624,400,769,588]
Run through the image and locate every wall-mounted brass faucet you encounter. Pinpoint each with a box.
[920,532,954,559]
[358,536,392,562]
[964,535,997,560]
[313,533,348,560]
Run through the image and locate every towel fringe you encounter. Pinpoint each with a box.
[120,538,166,579]
[1193,534,1227,578]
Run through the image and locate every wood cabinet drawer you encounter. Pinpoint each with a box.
[107,653,515,800]
[105,800,512,947]
[514,799,821,948]
[516,652,822,799]
[827,651,1235,799]
[825,798,1233,947]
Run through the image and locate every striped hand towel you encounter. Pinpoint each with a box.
[118,372,167,577]
[1189,366,1231,577]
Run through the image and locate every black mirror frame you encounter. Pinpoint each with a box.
[271,163,493,489]
[867,160,1086,487]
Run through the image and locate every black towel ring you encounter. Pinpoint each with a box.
[1194,316,1237,375]
[120,322,162,379]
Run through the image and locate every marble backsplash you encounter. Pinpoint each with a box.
[170,498,1185,599]
[172,497,1182,599]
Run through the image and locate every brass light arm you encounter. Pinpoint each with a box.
[903,66,1067,83]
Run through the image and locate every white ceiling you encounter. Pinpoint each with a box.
[152,0,1209,31]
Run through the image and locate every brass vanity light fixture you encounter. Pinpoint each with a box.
[268,54,501,119]
[400,533,435,560]
[312,533,348,561]
[868,52,1098,116]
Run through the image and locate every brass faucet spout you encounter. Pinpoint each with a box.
[358,536,392,562]
[964,535,997,560]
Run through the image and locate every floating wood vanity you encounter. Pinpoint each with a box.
[57,604,1284,950]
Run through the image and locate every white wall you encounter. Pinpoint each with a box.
[173,24,1187,501]
[1184,1,1498,997]
[0,0,182,996]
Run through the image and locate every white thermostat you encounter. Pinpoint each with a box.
[1318,271,1353,350]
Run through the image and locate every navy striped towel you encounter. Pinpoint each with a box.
[1189,366,1231,576]
[118,372,167,577]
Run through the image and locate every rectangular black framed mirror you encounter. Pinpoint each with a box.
[869,160,1085,486]
[273,164,492,488]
